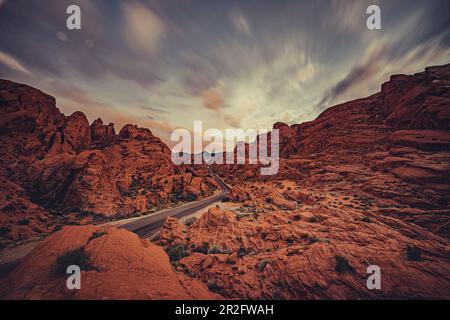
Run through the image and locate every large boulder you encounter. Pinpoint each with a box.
[0,226,220,300]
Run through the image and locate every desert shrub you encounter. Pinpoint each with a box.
[406,245,422,261]
[0,227,11,237]
[52,225,63,233]
[18,219,30,226]
[207,280,220,292]
[92,214,104,221]
[307,216,319,223]
[55,247,95,276]
[257,259,271,272]
[32,227,42,233]
[361,216,372,223]
[335,255,355,273]
[184,217,197,227]
[192,242,209,254]
[237,246,248,258]
[208,244,227,254]
[166,244,188,262]
[309,237,330,244]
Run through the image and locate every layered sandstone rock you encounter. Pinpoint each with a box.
[214,64,450,239]
[159,205,450,299]
[168,65,450,299]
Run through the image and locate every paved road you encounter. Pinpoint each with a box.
[121,172,230,238]
[0,172,229,278]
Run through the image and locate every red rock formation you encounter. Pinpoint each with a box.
[214,64,450,239]
[62,111,91,152]
[1,64,449,300]
[161,64,450,299]
[0,79,219,246]
[158,205,449,299]
[90,118,116,145]
[0,226,219,299]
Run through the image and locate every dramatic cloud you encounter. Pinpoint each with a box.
[0,0,449,147]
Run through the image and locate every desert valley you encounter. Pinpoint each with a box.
[0,64,449,300]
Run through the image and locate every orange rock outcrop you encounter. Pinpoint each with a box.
[0,225,219,300]
[0,80,219,246]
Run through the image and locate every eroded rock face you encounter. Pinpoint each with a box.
[214,64,450,239]
[0,226,219,299]
[0,80,218,246]
[63,111,91,152]
[90,118,116,145]
[1,64,449,300]
[161,64,450,299]
[159,205,450,299]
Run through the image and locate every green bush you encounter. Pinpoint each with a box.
[184,217,197,227]
[18,219,30,226]
[166,244,188,262]
[309,236,330,244]
[361,216,372,223]
[0,226,11,237]
[208,244,227,254]
[406,245,422,261]
[335,255,355,273]
[207,279,220,292]
[237,246,248,258]
[55,247,95,276]
[192,242,209,254]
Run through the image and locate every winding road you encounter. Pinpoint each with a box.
[0,172,229,278]
[121,172,230,238]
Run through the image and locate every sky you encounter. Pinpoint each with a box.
[0,0,449,148]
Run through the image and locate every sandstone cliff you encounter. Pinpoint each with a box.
[0,80,218,246]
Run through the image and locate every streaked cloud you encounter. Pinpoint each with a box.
[229,9,252,36]
[121,1,166,55]
[0,50,33,76]
[0,0,449,147]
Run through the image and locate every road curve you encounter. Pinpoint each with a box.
[0,172,230,278]
[121,172,230,238]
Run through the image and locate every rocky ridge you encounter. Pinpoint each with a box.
[0,79,219,246]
